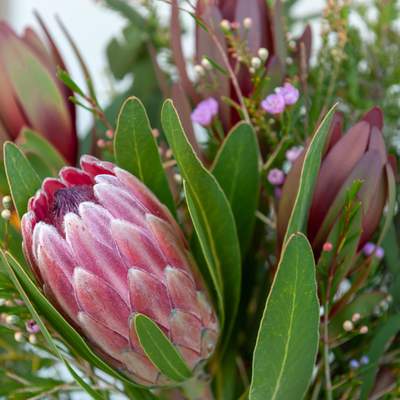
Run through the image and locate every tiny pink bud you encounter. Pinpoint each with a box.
[323,242,333,252]
[97,139,106,148]
[105,129,114,139]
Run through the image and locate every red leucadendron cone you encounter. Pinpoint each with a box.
[21,155,218,386]
[0,20,77,164]
[278,107,394,253]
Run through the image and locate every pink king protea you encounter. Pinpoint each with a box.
[21,155,218,386]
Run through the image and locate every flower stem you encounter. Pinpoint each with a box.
[181,374,214,400]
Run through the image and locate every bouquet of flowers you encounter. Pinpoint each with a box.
[0,0,399,399]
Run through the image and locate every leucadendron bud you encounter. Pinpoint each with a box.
[0,21,77,164]
[278,107,394,254]
[21,155,218,386]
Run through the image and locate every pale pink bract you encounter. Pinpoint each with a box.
[21,155,218,387]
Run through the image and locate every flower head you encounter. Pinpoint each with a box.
[191,97,219,126]
[261,94,285,115]
[268,168,285,186]
[25,319,40,334]
[286,146,303,162]
[21,156,218,386]
[276,82,299,105]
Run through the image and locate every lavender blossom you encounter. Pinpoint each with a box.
[191,97,219,126]
[261,94,286,115]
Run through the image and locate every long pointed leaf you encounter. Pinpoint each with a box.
[161,99,241,348]
[283,104,337,245]
[114,97,176,216]
[4,142,41,219]
[250,233,319,400]
[212,122,260,254]
[134,314,192,382]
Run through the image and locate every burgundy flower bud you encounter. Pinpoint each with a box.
[0,21,77,164]
[21,156,218,386]
[277,107,392,253]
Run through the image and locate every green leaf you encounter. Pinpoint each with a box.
[359,315,400,399]
[4,142,41,219]
[56,68,85,97]
[161,99,241,347]
[283,104,337,245]
[21,129,66,174]
[0,252,105,400]
[3,252,154,398]
[212,123,260,254]
[134,313,192,382]
[114,97,176,215]
[250,233,319,400]
[204,56,229,76]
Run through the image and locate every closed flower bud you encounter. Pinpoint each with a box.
[278,107,393,254]
[0,22,77,164]
[21,156,219,386]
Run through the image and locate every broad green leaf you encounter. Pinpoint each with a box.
[283,104,337,245]
[4,142,41,219]
[360,315,400,399]
[250,233,319,400]
[134,314,192,382]
[212,123,260,254]
[26,152,54,180]
[21,129,66,174]
[161,99,241,346]
[4,252,154,398]
[0,252,105,400]
[114,97,176,215]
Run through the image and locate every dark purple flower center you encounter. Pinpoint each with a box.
[50,185,95,233]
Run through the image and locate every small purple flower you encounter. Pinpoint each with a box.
[25,319,40,334]
[363,242,384,259]
[362,242,376,257]
[191,97,219,126]
[349,359,360,370]
[261,93,285,115]
[375,246,384,259]
[268,168,285,186]
[360,356,369,365]
[286,146,303,162]
[275,82,299,105]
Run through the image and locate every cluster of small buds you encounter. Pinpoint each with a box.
[261,82,299,115]
[362,242,384,259]
[349,355,369,370]
[343,313,369,334]
[97,129,114,150]
[1,195,12,221]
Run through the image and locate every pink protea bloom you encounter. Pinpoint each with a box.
[21,155,218,386]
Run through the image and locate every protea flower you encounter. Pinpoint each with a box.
[0,21,77,164]
[21,156,218,386]
[277,107,392,253]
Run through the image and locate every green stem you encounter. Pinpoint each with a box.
[181,374,214,400]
